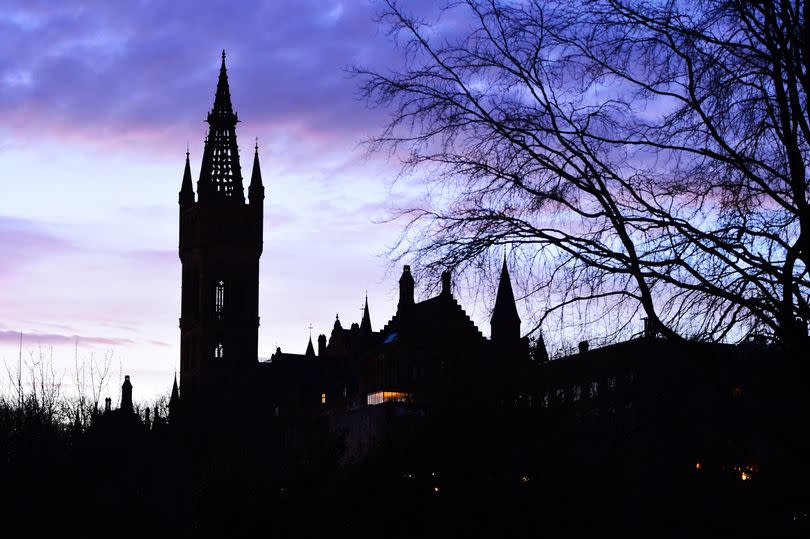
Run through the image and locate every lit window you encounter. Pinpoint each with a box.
[215,280,225,316]
[321,393,327,404]
[367,391,410,405]
[215,343,223,359]
[590,381,599,398]
[572,386,582,401]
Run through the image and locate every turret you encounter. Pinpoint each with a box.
[491,257,521,345]
[398,265,415,310]
[317,334,327,356]
[120,375,133,414]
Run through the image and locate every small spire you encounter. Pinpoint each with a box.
[534,330,550,363]
[249,137,265,204]
[179,149,195,208]
[169,372,180,422]
[360,293,372,333]
[305,335,316,358]
[491,257,521,344]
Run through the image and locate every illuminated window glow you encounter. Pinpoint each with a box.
[367,391,410,405]
[215,280,225,316]
[321,393,327,404]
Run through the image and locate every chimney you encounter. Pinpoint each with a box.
[398,265,414,309]
[317,334,327,356]
[578,340,589,354]
[441,271,451,297]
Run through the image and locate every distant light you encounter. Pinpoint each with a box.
[433,486,440,493]
[520,475,530,484]
[741,471,751,481]
[695,462,702,470]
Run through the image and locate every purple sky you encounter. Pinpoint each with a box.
[0,1,510,402]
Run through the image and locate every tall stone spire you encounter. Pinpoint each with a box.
[305,336,316,358]
[179,149,195,209]
[491,256,521,344]
[360,293,372,333]
[197,50,245,203]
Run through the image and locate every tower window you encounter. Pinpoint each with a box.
[215,280,225,316]
[215,342,224,359]
[321,393,327,405]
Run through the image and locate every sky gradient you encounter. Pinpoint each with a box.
[0,1,510,402]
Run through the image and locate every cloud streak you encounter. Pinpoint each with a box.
[0,328,137,347]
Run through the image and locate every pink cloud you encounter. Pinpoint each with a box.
[0,328,136,347]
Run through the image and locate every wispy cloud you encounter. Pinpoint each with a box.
[0,0,419,153]
[0,328,136,347]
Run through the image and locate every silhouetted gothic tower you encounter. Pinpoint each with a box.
[178,51,265,399]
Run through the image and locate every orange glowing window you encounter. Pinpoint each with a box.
[321,393,327,405]
[367,391,410,405]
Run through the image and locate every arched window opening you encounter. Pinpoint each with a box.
[215,343,224,359]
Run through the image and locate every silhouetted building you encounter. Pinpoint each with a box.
[159,53,792,481]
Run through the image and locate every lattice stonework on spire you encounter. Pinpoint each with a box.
[198,50,245,202]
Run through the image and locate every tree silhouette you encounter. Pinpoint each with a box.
[358,0,809,351]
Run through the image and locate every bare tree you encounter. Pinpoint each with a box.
[358,0,809,351]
